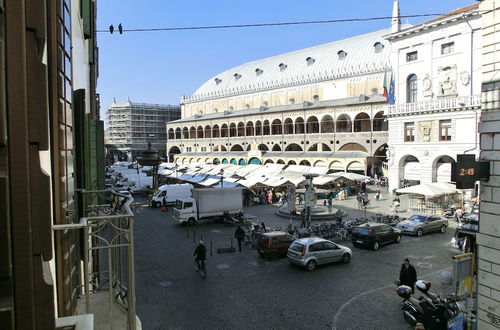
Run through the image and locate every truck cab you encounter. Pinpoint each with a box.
[173,197,197,225]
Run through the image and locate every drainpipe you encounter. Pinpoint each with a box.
[462,13,478,155]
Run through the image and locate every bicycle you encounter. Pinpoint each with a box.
[195,258,207,279]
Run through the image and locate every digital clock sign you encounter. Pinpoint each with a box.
[451,154,490,189]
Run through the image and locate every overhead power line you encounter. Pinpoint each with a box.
[97,13,447,33]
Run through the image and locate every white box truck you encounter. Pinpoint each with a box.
[150,183,193,207]
[173,187,243,225]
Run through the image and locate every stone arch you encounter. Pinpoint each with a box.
[230,144,244,152]
[346,161,364,174]
[182,127,189,139]
[168,128,175,140]
[222,158,229,164]
[212,124,220,138]
[204,125,212,138]
[299,160,311,166]
[246,121,254,136]
[295,117,305,134]
[221,124,228,137]
[287,160,297,165]
[271,119,282,135]
[432,155,455,183]
[248,157,262,165]
[339,143,367,153]
[258,144,269,151]
[329,161,344,173]
[229,123,237,137]
[230,158,237,165]
[197,126,204,138]
[255,120,262,136]
[314,160,327,167]
[398,154,420,187]
[321,115,334,133]
[272,144,282,152]
[189,126,196,139]
[306,116,319,133]
[336,114,352,132]
[214,144,227,152]
[285,143,303,152]
[168,146,181,162]
[237,122,245,136]
[263,120,270,135]
[373,111,387,131]
[175,127,181,139]
[277,159,285,164]
[264,159,274,164]
[213,158,220,164]
[284,118,294,134]
[354,112,371,132]
[238,158,247,165]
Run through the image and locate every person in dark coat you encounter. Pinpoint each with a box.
[399,258,417,294]
[193,240,207,270]
[234,225,245,252]
[161,196,168,212]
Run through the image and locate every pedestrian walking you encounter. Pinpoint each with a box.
[300,208,306,228]
[161,196,168,212]
[375,188,381,202]
[399,258,417,294]
[356,193,363,210]
[234,225,245,252]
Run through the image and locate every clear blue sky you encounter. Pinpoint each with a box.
[97,0,475,118]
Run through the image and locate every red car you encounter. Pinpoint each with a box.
[256,231,296,260]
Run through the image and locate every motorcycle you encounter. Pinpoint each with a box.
[396,280,464,329]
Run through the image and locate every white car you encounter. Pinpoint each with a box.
[287,237,352,271]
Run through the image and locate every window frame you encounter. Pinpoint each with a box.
[406,51,418,62]
[406,74,418,103]
[441,42,455,55]
[439,119,452,141]
[404,122,415,142]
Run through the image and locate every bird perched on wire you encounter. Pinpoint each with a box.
[109,25,114,34]
[118,23,123,34]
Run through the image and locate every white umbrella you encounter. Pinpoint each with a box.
[396,182,456,197]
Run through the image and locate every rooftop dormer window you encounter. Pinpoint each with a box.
[215,78,222,85]
[255,68,263,76]
[337,50,347,60]
[373,42,384,53]
[233,73,242,81]
[279,63,288,71]
[306,57,315,65]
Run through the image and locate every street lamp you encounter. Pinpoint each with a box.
[136,142,163,190]
[303,173,319,228]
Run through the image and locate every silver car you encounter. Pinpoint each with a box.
[396,214,448,237]
[287,237,352,271]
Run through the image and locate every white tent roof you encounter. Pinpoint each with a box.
[329,172,370,181]
[313,175,336,185]
[396,182,457,197]
[198,176,222,186]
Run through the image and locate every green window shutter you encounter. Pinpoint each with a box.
[96,120,105,189]
[82,0,92,39]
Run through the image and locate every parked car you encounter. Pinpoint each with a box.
[395,214,448,237]
[351,223,401,250]
[257,232,296,260]
[287,237,351,271]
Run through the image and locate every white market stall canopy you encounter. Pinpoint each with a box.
[396,182,457,197]
[158,162,370,189]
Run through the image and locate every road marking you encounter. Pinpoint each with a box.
[159,281,172,287]
[211,229,221,233]
[331,267,451,330]
[217,263,230,270]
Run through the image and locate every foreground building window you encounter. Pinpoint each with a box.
[406,51,417,62]
[404,122,415,142]
[406,74,418,103]
[439,119,452,141]
[441,42,454,55]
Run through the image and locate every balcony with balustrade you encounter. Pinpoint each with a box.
[386,95,481,116]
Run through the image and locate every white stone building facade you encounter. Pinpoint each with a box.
[386,4,482,193]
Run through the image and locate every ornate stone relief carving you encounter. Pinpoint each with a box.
[460,71,471,86]
[437,65,457,97]
[422,74,433,97]
[418,121,433,143]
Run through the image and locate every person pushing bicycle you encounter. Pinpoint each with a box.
[193,240,207,271]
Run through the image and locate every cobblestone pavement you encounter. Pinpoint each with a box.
[132,187,460,330]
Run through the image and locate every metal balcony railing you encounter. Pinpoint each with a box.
[387,95,481,115]
[53,190,137,330]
